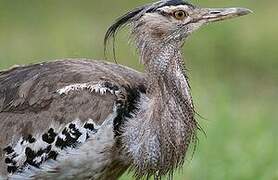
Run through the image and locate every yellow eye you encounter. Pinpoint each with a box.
[173,10,187,20]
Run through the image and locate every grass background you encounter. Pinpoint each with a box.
[0,0,277,179]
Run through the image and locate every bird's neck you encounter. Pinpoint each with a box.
[137,40,191,99]
[122,42,198,178]
[144,44,190,97]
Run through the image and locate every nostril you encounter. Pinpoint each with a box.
[210,11,221,15]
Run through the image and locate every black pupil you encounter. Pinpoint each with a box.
[177,11,184,17]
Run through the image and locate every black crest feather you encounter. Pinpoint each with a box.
[103,0,193,61]
[104,5,146,61]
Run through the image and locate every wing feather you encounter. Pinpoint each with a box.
[0,59,146,177]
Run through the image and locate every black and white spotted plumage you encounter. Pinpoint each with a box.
[0,59,146,179]
[3,120,100,175]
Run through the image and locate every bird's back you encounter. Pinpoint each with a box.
[0,59,146,179]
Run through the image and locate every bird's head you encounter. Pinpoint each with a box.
[105,0,251,61]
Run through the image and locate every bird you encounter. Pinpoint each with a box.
[0,0,251,179]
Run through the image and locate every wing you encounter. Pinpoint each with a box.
[0,59,146,178]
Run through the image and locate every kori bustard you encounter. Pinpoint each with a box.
[0,0,251,179]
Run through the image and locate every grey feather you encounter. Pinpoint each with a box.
[0,0,251,179]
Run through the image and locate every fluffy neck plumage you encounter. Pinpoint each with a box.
[122,37,198,179]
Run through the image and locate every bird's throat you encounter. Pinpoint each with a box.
[121,44,198,179]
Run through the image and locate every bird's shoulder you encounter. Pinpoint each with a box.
[0,59,145,113]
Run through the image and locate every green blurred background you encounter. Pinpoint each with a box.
[0,0,277,179]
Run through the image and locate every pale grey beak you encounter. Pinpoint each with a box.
[201,7,253,22]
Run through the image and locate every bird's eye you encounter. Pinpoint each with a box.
[173,10,187,20]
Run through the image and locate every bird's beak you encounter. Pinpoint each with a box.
[200,7,252,23]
